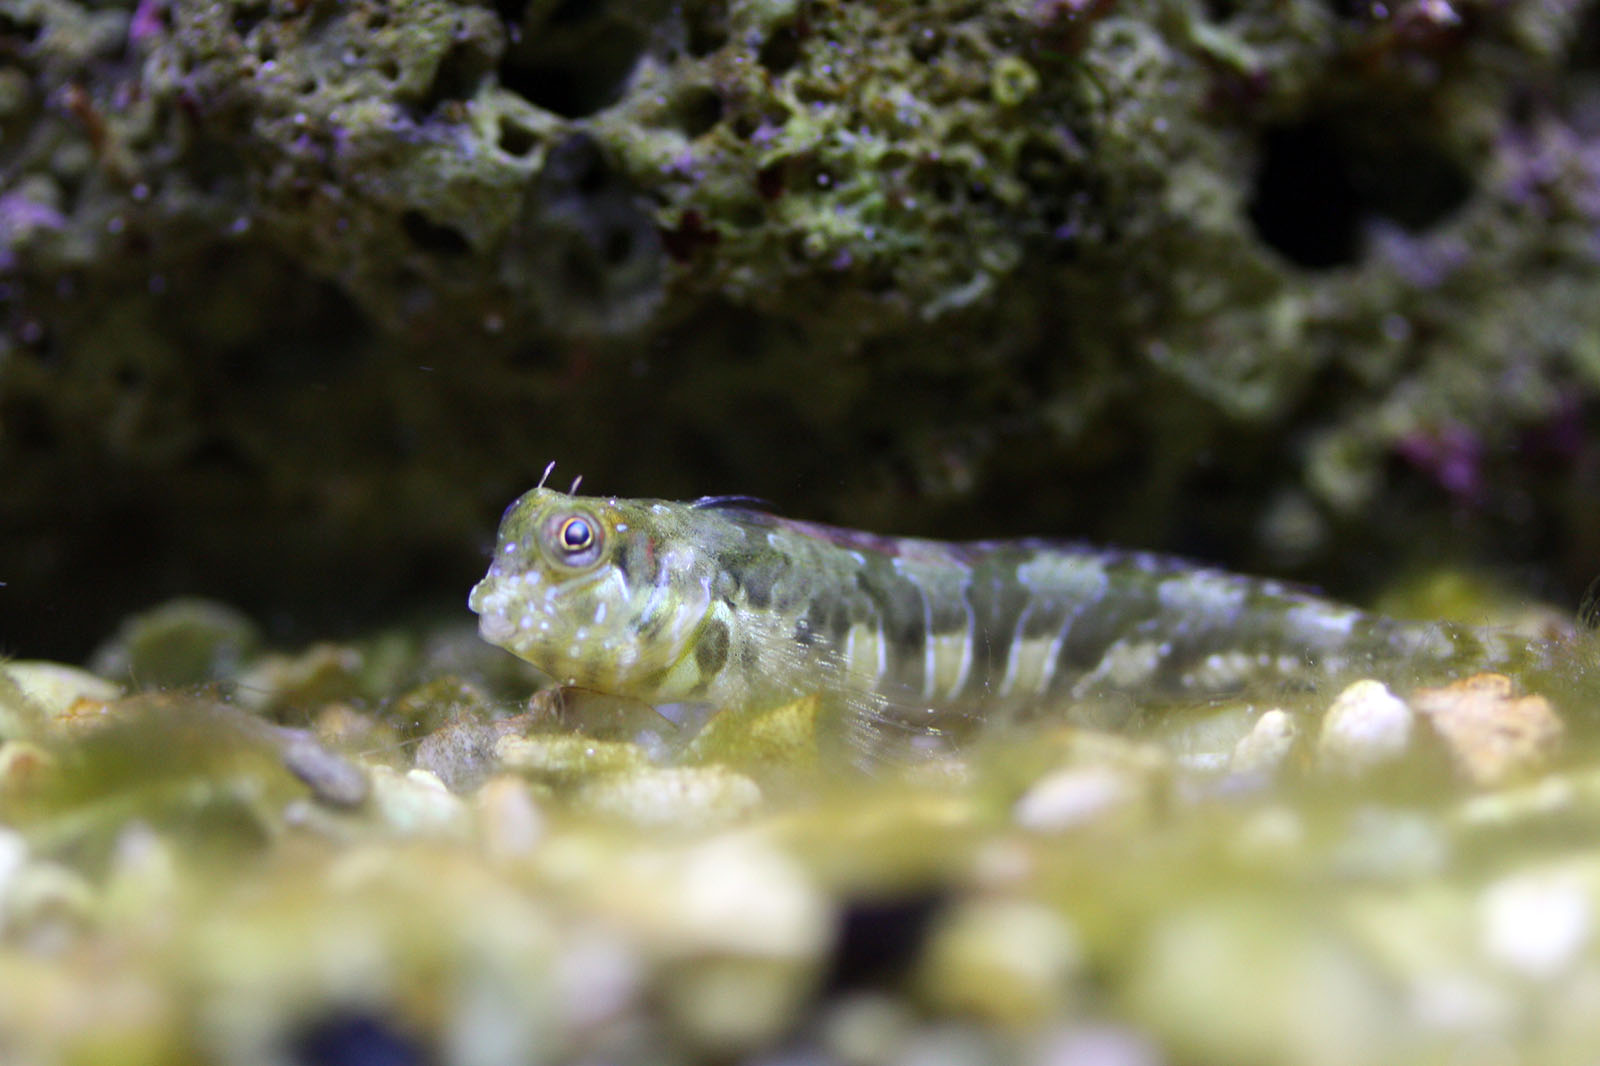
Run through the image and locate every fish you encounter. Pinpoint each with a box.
[468,485,1555,745]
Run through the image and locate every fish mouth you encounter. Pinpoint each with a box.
[469,577,522,647]
[476,607,518,647]
[466,576,494,618]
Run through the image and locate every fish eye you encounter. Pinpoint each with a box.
[558,515,595,552]
[545,510,605,568]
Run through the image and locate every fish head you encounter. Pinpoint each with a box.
[469,488,710,694]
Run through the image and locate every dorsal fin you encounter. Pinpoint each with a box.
[691,495,774,512]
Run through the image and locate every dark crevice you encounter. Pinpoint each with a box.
[499,33,644,118]
[1321,0,1371,20]
[0,11,42,46]
[758,22,805,74]
[543,133,611,195]
[231,4,269,41]
[503,66,585,118]
[1248,120,1363,268]
[491,0,529,29]
[414,39,496,112]
[909,25,943,62]
[1247,115,1473,269]
[685,0,730,55]
[496,114,539,157]
[673,85,723,138]
[401,210,471,257]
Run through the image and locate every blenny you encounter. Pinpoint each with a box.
[468,486,1552,740]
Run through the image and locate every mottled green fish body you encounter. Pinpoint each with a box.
[469,489,1545,728]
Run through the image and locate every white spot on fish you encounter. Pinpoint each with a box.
[616,523,628,532]
[1017,555,1110,604]
[1188,650,1255,689]
[1284,603,1360,645]
[1157,573,1246,622]
[1072,639,1166,696]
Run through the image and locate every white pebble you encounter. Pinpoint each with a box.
[1230,708,1297,776]
[1480,869,1593,979]
[1317,680,1413,775]
[1015,766,1139,833]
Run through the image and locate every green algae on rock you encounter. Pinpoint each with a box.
[7,0,1600,663]
[90,598,262,689]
